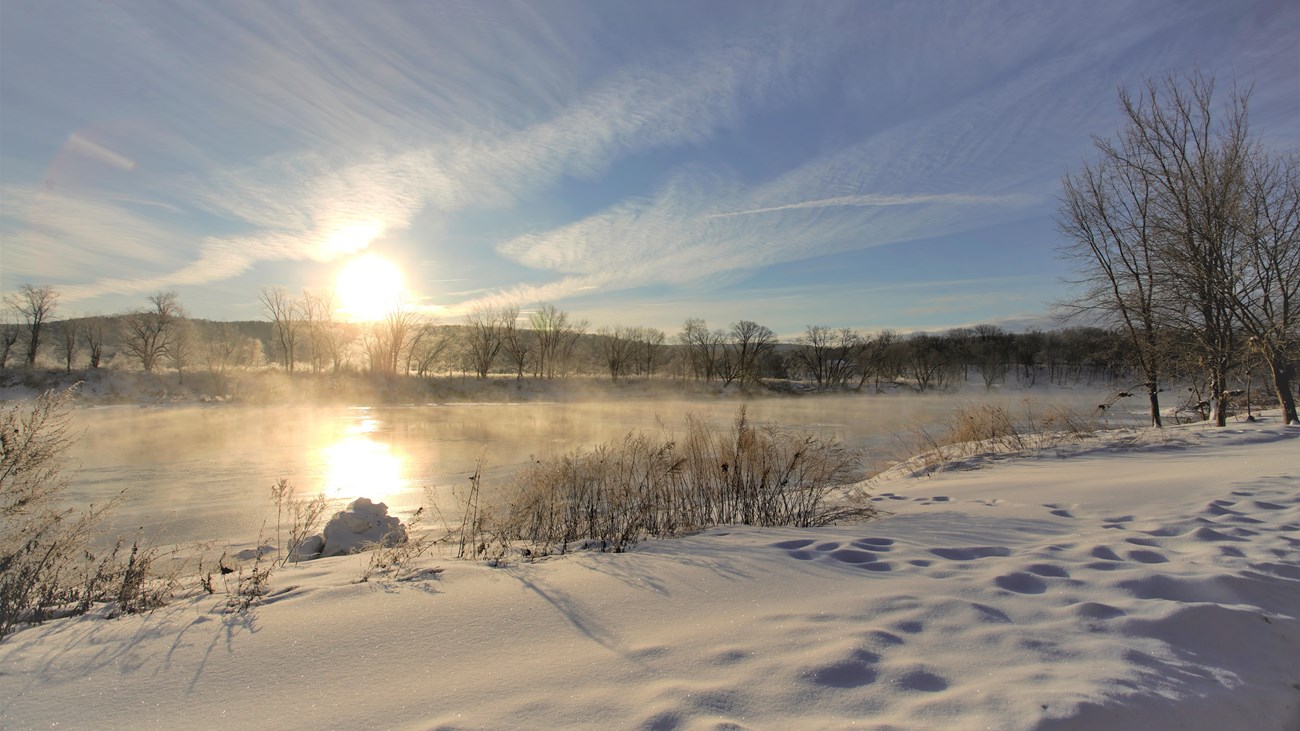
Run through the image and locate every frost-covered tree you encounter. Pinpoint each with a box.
[119,292,184,372]
[6,284,58,368]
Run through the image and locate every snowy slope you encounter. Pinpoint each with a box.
[1,417,1297,730]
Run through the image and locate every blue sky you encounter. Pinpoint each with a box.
[2,0,1297,336]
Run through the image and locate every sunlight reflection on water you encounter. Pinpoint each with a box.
[320,412,411,506]
[321,435,406,503]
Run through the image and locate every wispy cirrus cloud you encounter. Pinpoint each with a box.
[3,0,1296,331]
[3,3,841,305]
[710,192,1039,218]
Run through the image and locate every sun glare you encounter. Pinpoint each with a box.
[320,417,409,506]
[336,254,404,321]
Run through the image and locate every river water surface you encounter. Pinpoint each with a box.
[64,390,1129,548]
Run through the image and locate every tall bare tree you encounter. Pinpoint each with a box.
[597,325,638,381]
[463,306,510,379]
[80,316,108,369]
[1059,149,1166,425]
[636,327,668,378]
[529,304,586,379]
[678,318,723,381]
[1129,72,1251,426]
[1231,150,1300,423]
[120,292,184,372]
[498,305,532,379]
[363,300,426,376]
[0,312,18,370]
[55,320,78,373]
[260,286,301,374]
[721,321,776,387]
[407,321,452,377]
[300,289,335,374]
[852,330,899,391]
[6,284,58,368]
[790,326,865,389]
[1061,71,1280,426]
[167,319,195,383]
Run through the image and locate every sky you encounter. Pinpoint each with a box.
[1,0,1297,337]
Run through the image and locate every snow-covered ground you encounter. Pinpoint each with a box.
[1,415,1297,730]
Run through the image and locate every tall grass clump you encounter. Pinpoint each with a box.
[476,407,871,556]
[891,399,1100,477]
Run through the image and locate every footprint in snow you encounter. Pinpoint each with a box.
[803,656,880,689]
[1072,601,1126,619]
[930,546,1011,561]
[830,549,879,564]
[1126,549,1169,564]
[1090,545,1122,561]
[1025,563,1070,578]
[896,669,949,692]
[994,572,1048,594]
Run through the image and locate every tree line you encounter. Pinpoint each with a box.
[1,280,1230,409]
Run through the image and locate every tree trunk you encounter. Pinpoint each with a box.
[1210,367,1229,427]
[1146,381,1163,428]
[1269,360,1298,425]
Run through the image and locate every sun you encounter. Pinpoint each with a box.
[336,254,404,321]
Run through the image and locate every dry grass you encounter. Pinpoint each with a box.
[460,407,873,557]
[886,399,1101,478]
[1,387,196,638]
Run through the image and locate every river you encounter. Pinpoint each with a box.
[61,390,1130,548]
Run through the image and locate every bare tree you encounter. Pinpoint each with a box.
[498,305,532,379]
[598,325,639,381]
[529,304,586,379]
[678,318,723,381]
[119,292,184,372]
[6,284,58,368]
[167,319,195,383]
[904,333,952,392]
[790,326,864,389]
[300,290,333,374]
[852,330,898,391]
[55,320,78,373]
[636,327,668,378]
[1059,150,1167,424]
[1060,71,1274,426]
[80,316,108,369]
[0,312,18,370]
[1231,150,1300,423]
[1136,73,1251,426]
[721,321,776,387]
[408,322,452,377]
[202,323,242,374]
[363,300,426,375]
[463,306,510,379]
[260,286,301,374]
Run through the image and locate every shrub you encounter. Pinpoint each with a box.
[0,387,187,639]
[473,407,872,556]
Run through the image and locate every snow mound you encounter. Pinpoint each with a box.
[319,498,407,557]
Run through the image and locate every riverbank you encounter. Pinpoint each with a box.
[0,366,1125,408]
[2,412,1296,729]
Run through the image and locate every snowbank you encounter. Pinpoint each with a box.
[318,497,407,557]
[0,416,1296,730]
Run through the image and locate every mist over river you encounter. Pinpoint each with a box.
[63,390,1133,548]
